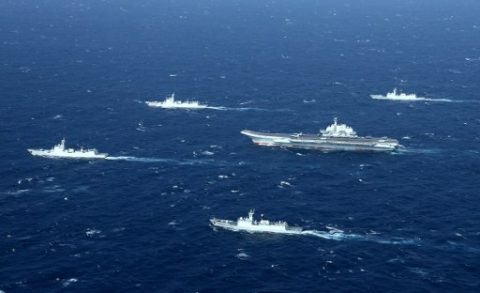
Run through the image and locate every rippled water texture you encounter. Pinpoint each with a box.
[1,0,480,291]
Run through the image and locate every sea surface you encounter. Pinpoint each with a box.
[1,0,480,292]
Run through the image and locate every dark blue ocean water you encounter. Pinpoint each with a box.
[1,0,480,291]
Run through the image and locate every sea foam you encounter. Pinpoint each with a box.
[105,156,221,166]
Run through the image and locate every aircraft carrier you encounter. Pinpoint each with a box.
[241,118,401,152]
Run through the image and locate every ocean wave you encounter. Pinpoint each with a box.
[235,251,250,260]
[437,241,480,254]
[2,189,31,196]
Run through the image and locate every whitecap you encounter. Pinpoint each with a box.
[85,228,102,237]
[62,278,78,287]
[136,121,146,132]
[279,181,292,187]
[17,177,33,185]
[465,57,480,62]
[235,252,250,260]
[18,66,31,73]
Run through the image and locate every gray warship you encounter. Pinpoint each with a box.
[241,118,401,152]
[210,210,302,234]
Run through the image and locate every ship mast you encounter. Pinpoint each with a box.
[248,210,254,222]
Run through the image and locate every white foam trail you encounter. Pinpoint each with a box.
[105,156,220,166]
[302,230,419,245]
[149,104,279,112]
[393,147,443,155]
[395,148,480,157]
[194,106,269,111]
[3,189,31,195]
[221,227,418,246]
[301,230,362,241]
[465,57,480,62]
[437,241,480,254]
[369,237,418,245]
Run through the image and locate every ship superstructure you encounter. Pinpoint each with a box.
[28,139,108,159]
[210,210,302,234]
[241,118,401,152]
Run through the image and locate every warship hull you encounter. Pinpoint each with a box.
[241,130,400,152]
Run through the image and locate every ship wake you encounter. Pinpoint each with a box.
[219,227,419,246]
[147,103,280,112]
[301,230,418,245]
[105,156,222,166]
[393,147,443,155]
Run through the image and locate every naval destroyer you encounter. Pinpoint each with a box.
[210,210,303,234]
[370,88,421,101]
[241,118,401,152]
[371,88,452,102]
[28,139,108,159]
[145,93,208,109]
